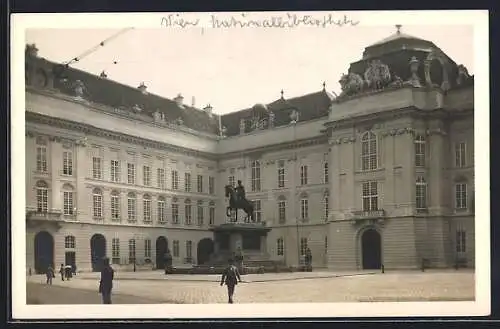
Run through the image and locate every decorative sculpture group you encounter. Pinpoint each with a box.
[224,181,255,223]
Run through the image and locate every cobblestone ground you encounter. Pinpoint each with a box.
[26,270,475,304]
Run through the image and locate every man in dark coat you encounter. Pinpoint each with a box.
[164,249,173,275]
[99,257,115,304]
[59,264,65,281]
[220,258,242,304]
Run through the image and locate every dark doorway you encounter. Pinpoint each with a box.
[361,229,382,270]
[155,236,168,269]
[197,238,214,265]
[90,234,106,272]
[65,251,76,267]
[34,231,54,274]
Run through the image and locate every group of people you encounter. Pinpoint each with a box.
[43,263,77,285]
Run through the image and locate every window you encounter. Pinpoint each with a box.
[186,241,193,260]
[253,200,262,222]
[62,151,73,175]
[300,198,309,220]
[127,163,135,184]
[277,238,284,256]
[362,181,378,211]
[143,166,151,186]
[36,146,48,172]
[157,168,165,189]
[325,236,328,253]
[64,235,75,249]
[300,165,308,185]
[278,199,286,223]
[173,240,180,257]
[92,157,102,179]
[416,176,427,211]
[455,142,467,168]
[172,200,179,224]
[324,193,329,221]
[112,238,120,264]
[127,192,136,221]
[251,160,261,192]
[92,188,102,218]
[184,173,191,192]
[171,170,179,190]
[197,201,204,226]
[277,160,285,188]
[157,197,166,223]
[185,199,192,225]
[209,201,215,225]
[361,131,377,171]
[455,183,468,209]
[128,239,136,263]
[415,135,426,167]
[300,237,308,256]
[111,191,120,221]
[143,194,152,222]
[197,175,203,193]
[209,176,215,194]
[456,229,466,253]
[36,181,48,212]
[324,162,329,184]
[62,184,75,216]
[144,239,151,258]
[110,160,120,182]
[228,175,235,187]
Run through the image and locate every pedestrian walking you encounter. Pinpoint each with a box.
[46,265,54,285]
[220,258,242,304]
[59,264,65,281]
[99,257,115,304]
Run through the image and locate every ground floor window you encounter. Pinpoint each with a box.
[128,239,136,264]
[144,239,151,259]
[173,240,180,257]
[300,237,308,256]
[112,238,120,264]
[456,230,467,254]
[277,238,284,256]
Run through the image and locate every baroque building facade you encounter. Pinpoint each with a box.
[24,28,475,273]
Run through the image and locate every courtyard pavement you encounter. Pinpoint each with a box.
[26,269,475,304]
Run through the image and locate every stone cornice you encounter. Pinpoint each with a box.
[26,112,218,161]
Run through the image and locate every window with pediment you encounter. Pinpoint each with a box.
[92,187,102,218]
[110,190,120,221]
[63,183,75,216]
[127,192,136,221]
[143,194,152,223]
[361,131,378,171]
[35,180,49,213]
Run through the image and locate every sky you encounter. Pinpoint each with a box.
[25,25,474,114]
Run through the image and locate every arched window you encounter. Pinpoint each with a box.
[35,180,49,213]
[143,194,152,222]
[157,196,166,223]
[185,199,192,225]
[277,195,286,224]
[415,135,426,167]
[251,160,261,192]
[127,192,136,221]
[110,190,120,221]
[361,131,377,171]
[277,237,284,256]
[92,187,102,218]
[65,235,76,249]
[63,183,75,216]
[416,176,427,211]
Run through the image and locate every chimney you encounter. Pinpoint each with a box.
[191,96,196,107]
[138,82,147,95]
[174,93,184,107]
[203,104,213,116]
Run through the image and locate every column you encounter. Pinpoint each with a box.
[329,141,341,217]
[75,141,87,222]
[50,138,62,212]
[383,133,395,213]
[428,127,445,215]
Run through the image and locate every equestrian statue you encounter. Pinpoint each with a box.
[224,180,255,223]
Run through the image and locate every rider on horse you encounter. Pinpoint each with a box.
[235,180,245,203]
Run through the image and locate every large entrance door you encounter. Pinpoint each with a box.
[197,238,214,265]
[155,236,168,269]
[361,229,382,270]
[90,234,106,272]
[34,231,54,274]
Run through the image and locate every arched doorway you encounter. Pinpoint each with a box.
[90,234,106,272]
[34,231,54,274]
[155,236,168,269]
[361,229,382,270]
[197,238,214,265]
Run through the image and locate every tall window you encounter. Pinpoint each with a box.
[143,166,151,186]
[172,199,179,224]
[62,151,73,176]
[455,183,468,209]
[64,235,76,249]
[173,240,180,257]
[416,176,427,211]
[143,194,152,223]
[209,176,215,194]
[455,142,467,168]
[324,162,329,184]
[36,145,48,172]
[62,184,75,216]
[197,201,204,226]
[157,197,166,223]
[127,163,135,184]
[361,131,377,171]
[171,170,179,190]
[228,175,235,187]
[184,173,191,192]
[36,181,48,212]
[300,237,308,256]
[324,192,329,221]
[277,160,285,188]
[144,239,151,258]
[277,238,284,256]
[209,201,215,225]
[110,160,120,182]
[157,168,165,189]
[186,241,193,260]
[456,229,467,253]
[112,238,120,264]
[197,175,203,193]
[251,160,261,192]
[110,190,120,221]
[300,198,309,220]
[128,239,136,263]
[185,199,192,225]
[415,135,426,167]
[278,198,286,223]
[362,181,378,211]
[300,165,308,185]
[127,192,136,221]
[92,188,102,218]
[253,200,262,222]
[92,157,102,179]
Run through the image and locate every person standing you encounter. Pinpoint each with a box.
[220,258,242,304]
[46,265,54,285]
[99,257,115,304]
[59,264,65,281]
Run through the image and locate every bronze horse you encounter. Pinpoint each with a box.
[224,185,255,223]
